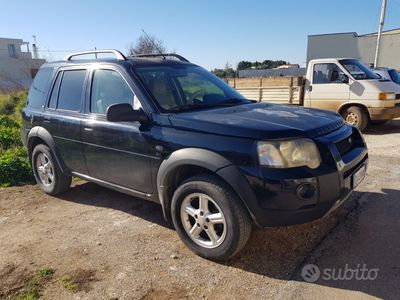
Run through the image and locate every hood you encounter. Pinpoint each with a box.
[356,79,400,93]
[169,103,345,140]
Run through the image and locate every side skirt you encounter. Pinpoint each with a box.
[71,171,160,204]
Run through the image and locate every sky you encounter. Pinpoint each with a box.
[1,0,400,69]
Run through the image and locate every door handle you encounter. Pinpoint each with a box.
[308,85,313,92]
[83,127,93,132]
[43,116,50,123]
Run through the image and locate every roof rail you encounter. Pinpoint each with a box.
[64,49,126,61]
[130,53,189,62]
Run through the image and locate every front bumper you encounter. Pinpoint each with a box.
[369,103,400,120]
[230,125,368,227]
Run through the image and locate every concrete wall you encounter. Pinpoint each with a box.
[307,32,359,63]
[307,29,400,70]
[0,37,46,91]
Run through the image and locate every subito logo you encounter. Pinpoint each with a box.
[301,264,321,282]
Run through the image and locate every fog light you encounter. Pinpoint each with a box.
[296,183,317,200]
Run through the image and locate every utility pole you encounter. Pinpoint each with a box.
[374,0,387,67]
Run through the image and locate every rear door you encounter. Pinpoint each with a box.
[45,68,88,174]
[307,63,350,112]
[81,66,153,194]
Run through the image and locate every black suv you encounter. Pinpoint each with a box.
[21,50,368,260]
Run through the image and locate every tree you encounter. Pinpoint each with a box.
[128,33,167,55]
[237,61,252,70]
[237,59,288,70]
[211,62,236,79]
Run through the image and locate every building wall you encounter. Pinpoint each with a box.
[306,33,359,63]
[307,30,400,70]
[0,37,46,91]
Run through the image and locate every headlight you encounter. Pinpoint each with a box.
[257,139,321,169]
[378,92,395,100]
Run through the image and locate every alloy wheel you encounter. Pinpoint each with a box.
[180,193,227,248]
[36,153,54,186]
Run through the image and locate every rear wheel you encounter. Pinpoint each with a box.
[341,106,368,131]
[171,174,252,261]
[32,144,71,195]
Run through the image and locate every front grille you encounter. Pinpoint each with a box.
[335,134,354,156]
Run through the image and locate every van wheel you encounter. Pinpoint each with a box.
[342,106,368,131]
[32,144,71,195]
[171,174,252,261]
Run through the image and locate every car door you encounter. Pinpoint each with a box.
[44,68,88,174]
[81,67,153,194]
[306,63,350,112]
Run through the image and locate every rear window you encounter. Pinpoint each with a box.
[27,67,53,108]
[57,70,86,111]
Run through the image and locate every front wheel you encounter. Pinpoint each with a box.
[171,174,252,261]
[341,106,368,131]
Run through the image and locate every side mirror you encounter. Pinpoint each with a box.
[106,103,148,123]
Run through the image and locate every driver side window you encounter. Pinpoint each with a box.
[313,63,344,84]
[90,69,139,114]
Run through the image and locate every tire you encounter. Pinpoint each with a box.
[370,120,388,125]
[31,144,71,195]
[341,106,368,131]
[171,174,252,261]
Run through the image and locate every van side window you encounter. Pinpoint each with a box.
[90,69,136,114]
[27,67,53,108]
[57,70,86,111]
[313,63,343,84]
[48,72,62,109]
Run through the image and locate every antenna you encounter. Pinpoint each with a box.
[141,29,164,55]
[32,35,38,59]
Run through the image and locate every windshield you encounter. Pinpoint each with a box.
[339,59,380,80]
[134,65,248,112]
[388,69,400,84]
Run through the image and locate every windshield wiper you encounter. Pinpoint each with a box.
[168,98,250,112]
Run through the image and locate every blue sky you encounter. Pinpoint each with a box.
[1,0,400,69]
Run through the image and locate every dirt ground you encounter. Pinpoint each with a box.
[1,119,399,300]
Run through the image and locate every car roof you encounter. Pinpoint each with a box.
[43,57,193,68]
[373,67,395,71]
[308,58,356,63]
[41,50,194,69]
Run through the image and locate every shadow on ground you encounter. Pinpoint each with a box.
[57,181,173,229]
[290,188,400,299]
[56,181,400,299]
[365,119,400,134]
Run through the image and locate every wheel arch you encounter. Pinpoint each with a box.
[338,103,370,119]
[27,126,67,173]
[156,148,258,223]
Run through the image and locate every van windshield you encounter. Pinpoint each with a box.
[388,69,400,84]
[134,65,249,112]
[339,59,380,80]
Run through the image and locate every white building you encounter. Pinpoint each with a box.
[0,37,46,91]
[307,28,400,69]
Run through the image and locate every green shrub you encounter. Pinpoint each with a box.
[0,146,34,187]
[0,115,22,150]
[0,91,32,187]
[0,91,28,122]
